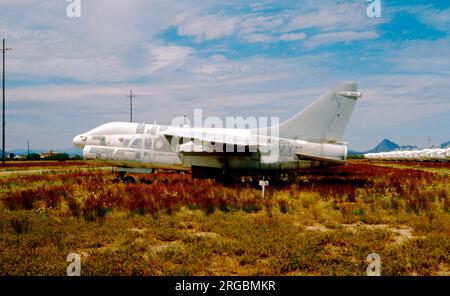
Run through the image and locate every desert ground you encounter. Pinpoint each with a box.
[0,160,448,275]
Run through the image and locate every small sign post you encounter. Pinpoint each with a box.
[259,179,269,198]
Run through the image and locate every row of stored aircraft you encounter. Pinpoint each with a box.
[73,82,362,182]
[365,148,450,161]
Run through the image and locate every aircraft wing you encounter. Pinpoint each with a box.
[161,129,270,147]
[296,153,346,165]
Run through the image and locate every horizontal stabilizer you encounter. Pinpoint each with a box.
[296,153,346,165]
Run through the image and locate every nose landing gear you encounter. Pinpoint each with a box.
[112,171,136,184]
[112,167,157,184]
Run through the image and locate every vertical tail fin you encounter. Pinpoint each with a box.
[275,82,361,142]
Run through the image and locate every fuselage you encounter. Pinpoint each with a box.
[73,122,348,175]
[72,82,362,177]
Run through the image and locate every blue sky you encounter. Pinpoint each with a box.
[0,0,449,151]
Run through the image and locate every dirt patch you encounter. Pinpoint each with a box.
[127,228,146,235]
[304,225,330,232]
[148,240,182,253]
[193,231,221,238]
[299,223,425,246]
[342,223,389,230]
[391,228,416,245]
[182,226,222,239]
[342,224,425,245]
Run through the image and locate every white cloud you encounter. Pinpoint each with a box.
[286,1,386,32]
[306,31,379,47]
[0,0,203,82]
[280,32,306,41]
[189,61,252,78]
[352,73,450,134]
[171,1,385,47]
[0,0,39,5]
[238,14,285,35]
[146,43,193,73]
[174,12,285,43]
[173,13,284,44]
[174,14,237,42]
[386,38,450,76]
[210,54,227,62]
[249,2,272,12]
[240,33,273,43]
[410,5,450,31]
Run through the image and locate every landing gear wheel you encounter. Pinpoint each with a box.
[123,176,136,184]
[140,177,153,185]
[216,174,233,186]
[112,171,126,183]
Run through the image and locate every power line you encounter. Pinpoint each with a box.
[2,38,12,166]
[126,89,137,123]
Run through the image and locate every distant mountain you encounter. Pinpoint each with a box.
[10,149,46,155]
[366,139,399,153]
[349,138,449,156]
[10,146,82,156]
[347,150,363,156]
[348,139,399,155]
[441,141,450,148]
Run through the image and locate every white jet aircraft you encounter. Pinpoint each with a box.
[73,82,361,182]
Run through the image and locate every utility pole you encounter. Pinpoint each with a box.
[27,139,30,156]
[2,38,12,166]
[126,89,137,123]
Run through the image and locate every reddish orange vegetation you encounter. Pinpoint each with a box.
[298,162,449,211]
[1,161,448,219]
[357,159,450,169]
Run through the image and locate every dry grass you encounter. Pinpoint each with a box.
[0,160,449,275]
[0,160,100,172]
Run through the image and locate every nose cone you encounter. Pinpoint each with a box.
[73,135,87,148]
